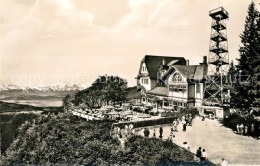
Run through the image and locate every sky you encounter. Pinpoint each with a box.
[0,0,259,87]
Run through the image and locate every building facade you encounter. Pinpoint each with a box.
[136,55,208,111]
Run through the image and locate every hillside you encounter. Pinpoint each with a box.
[2,113,198,165]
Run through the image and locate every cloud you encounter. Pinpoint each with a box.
[0,0,256,86]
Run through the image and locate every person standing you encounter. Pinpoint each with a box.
[221,158,229,166]
[182,119,187,131]
[159,126,163,139]
[201,149,207,162]
[236,123,240,134]
[244,124,248,136]
[153,129,156,138]
[196,147,202,161]
[251,123,255,137]
[240,123,244,135]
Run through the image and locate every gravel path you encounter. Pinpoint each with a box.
[137,117,260,165]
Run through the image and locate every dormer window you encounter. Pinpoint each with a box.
[141,63,147,73]
[172,73,182,82]
[142,66,146,72]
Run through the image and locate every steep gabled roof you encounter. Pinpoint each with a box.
[174,65,208,80]
[138,55,186,79]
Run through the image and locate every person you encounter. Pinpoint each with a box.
[202,116,205,121]
[125,125,129,136]
[159,126,163,139]
[153,129,156,138]
[196,147,202,161]
[240,123,244,135]
[144,128,150,137]
[171,135,176,143]
[132,128,136,136]
[251,123,255,137]
[173,120,178,131]
[129,123,134,130]
[118,127,122,138]
[236,123,240,134]
[182,142,190,150]
[201,149,207,161]
[182,119,187,131]
[188,115,193,126]
[244,124,248,135]
[221,158,229,166]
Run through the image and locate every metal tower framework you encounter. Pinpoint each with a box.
[203,7,230,106]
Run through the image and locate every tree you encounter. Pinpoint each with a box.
[62,94,72,112]
[233,2,260,110]
[73,75,128,108]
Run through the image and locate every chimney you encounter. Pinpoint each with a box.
[186,59,189,66]
[203,56,207,64]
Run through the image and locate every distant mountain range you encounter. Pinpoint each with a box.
[0,83,88,92]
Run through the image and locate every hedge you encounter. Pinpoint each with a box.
[113,117,177,129]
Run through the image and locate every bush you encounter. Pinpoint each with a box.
[2,113,203,165]
[124,136,197,165]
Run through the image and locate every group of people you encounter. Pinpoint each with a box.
[196,147,208,162]
[181,114,193,131]
[236,123,255,136]
[111,124,135,139]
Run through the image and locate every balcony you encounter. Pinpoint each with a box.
[209,7,229,20]
[211,32,227,42]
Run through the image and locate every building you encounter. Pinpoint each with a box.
[136,55,208,112]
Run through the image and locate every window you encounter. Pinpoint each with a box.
[142,65,147,72]
[169,85,186,93]
[172,73,182,82]
[196,84,201,93]
[143,79,149,84]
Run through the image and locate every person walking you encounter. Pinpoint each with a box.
[201,149,207,162]
[196,147,202,161]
